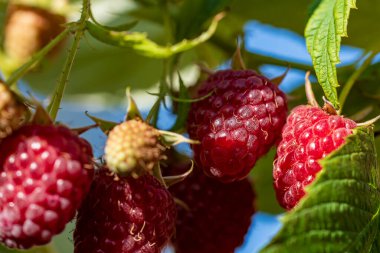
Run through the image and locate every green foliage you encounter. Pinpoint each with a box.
[305,0,357,108]
[85,12,223,59]
[261,127,380,253]
[173,0,231,41]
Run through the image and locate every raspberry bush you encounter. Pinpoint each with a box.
[0,0,379,253]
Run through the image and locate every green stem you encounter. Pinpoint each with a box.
[159,0,173,44]
[47,0,91,121]
[6,28,70,86]
[338,51,378,112]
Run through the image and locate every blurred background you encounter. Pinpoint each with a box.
[1,0,380,252]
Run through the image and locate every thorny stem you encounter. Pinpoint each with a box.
[338,51,378,112]
[47,0,91,121]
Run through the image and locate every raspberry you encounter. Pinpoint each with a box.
[167,164,255,253]
[273,105,357,210]
[187,69,287,182]
[0,124,94,249]
[105,119,165,177]
[74,167,176,253]
[0,82,28,139]
[4,4,66,61]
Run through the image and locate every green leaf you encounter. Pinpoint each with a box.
[125,87,142,121]
[85,12,224,59]
[305,0,357,109]
[261,126,380,253]
[85,112,118,134]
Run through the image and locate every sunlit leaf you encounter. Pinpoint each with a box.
[305,0,357,108]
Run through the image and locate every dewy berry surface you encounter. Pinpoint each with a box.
[273,105,357,210]
[187,69,287,182]
[74,168,176,253]
[0,124,94,249]
[168,165,255,253]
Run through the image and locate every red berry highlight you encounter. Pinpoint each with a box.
[0,124,94,249]
[188,69,287,182]
[273,105,357,210]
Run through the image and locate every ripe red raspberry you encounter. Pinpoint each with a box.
[168,164,255,253]
[74,168,176,253]
[0,124,94,249]
[4,4,66,61]
[273,105,357,210]
[187,69,287,182]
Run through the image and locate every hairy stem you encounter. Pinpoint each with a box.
[47,0,91,120]
[339,51,378,112]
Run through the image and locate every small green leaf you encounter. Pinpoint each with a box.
[305,0,357,109]
[85,112,118,134]
[31,103,53,126]
[85,12,224,59]
[261,126,380,253]
[270,66,290,86]
[159,130,199,146]
[125,87,142,121]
